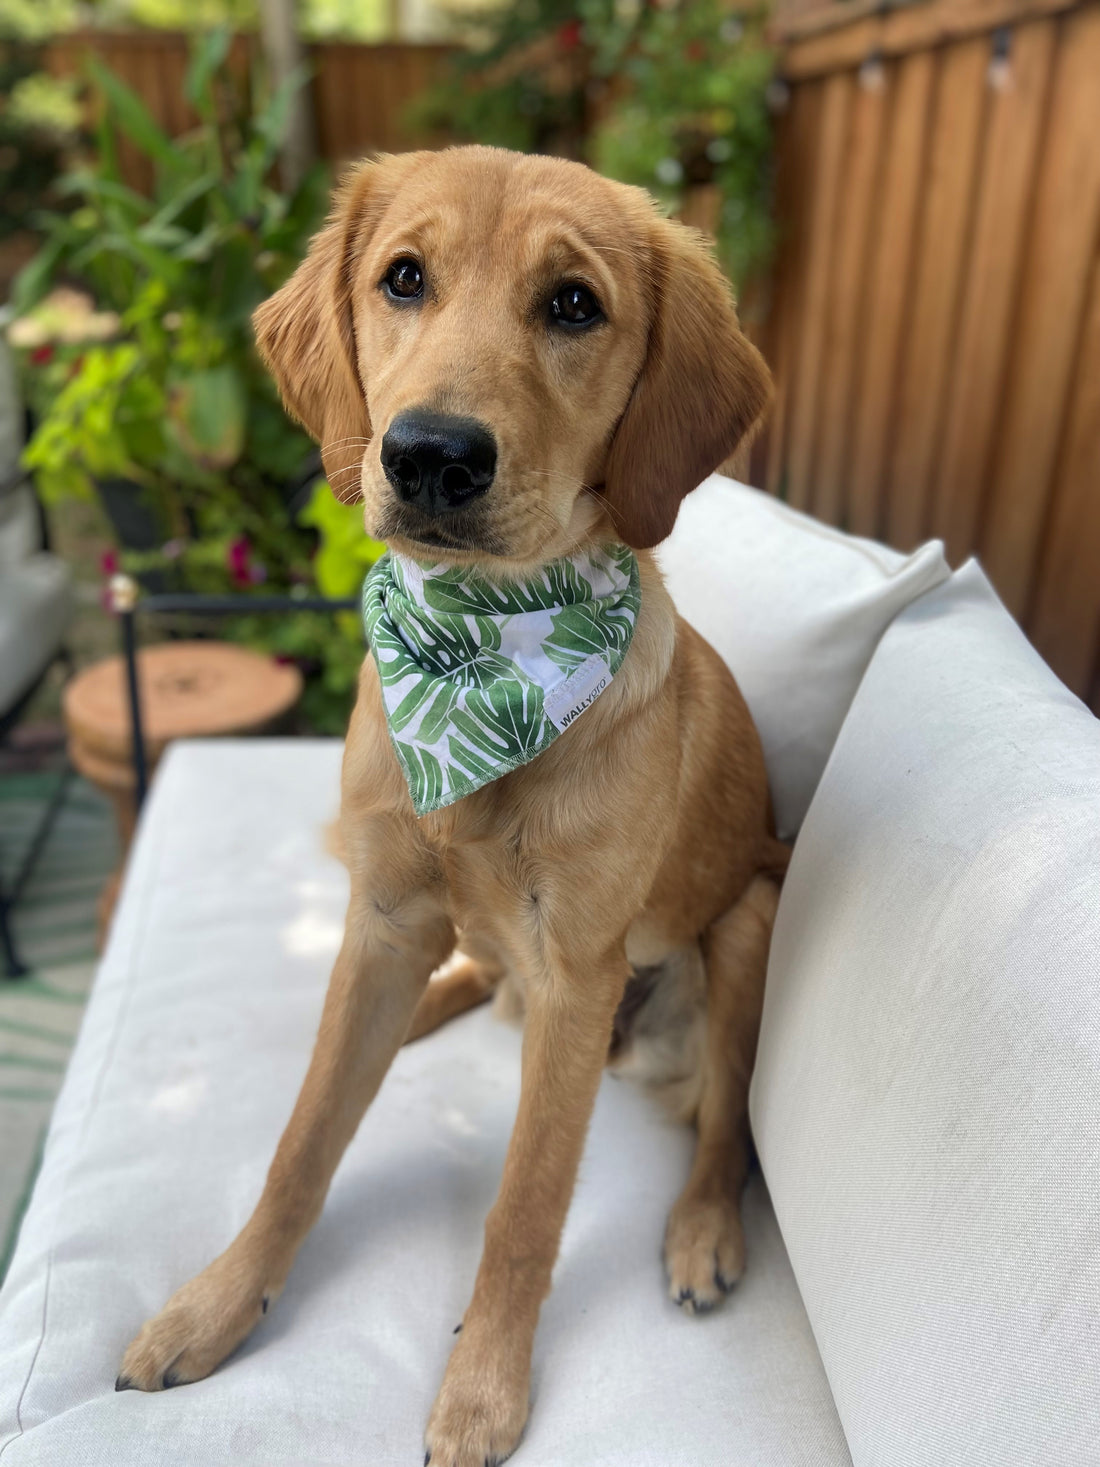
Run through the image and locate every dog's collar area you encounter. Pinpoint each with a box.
[363,544,641,815]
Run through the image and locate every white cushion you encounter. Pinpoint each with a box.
[659,477,949,838]
[750,561,1100,1464]
[0,554,73,714]
[0,740,850,1466]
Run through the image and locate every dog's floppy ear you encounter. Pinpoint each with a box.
[253,161,381,495]
[600,216,772,549]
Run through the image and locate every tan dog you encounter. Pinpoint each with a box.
[119,146,787,1466]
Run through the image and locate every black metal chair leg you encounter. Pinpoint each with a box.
[0,762,73,979]
[0,877,28,978]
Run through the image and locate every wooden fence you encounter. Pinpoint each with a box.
[757,0,1100,712]
[45,30,454,194]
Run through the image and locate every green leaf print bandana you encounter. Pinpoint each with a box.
[362,545,641,815]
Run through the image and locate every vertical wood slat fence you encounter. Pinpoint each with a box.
[759,0,1100,712]
[45,30,454,196]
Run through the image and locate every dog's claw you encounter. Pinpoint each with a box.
[453,1322,462,1334]
[262,1295,269,1314]
[115,1374,134,1392]
[162,1369,180,1390]
[424,1453,431,1466]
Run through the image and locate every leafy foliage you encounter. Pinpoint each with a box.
[0,28,80,240]
[591,1,774,285]
[11,31,380,732]
[416,0,775,287]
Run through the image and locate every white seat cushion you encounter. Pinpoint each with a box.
[0,554,73,715]
[751,561,1100,1464]
[0,740,850,1466]
[660,477,949,838]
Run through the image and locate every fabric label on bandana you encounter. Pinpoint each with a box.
[543,653,612,730]
[362,544,641,816]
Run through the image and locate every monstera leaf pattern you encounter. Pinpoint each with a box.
[363,545,641,815]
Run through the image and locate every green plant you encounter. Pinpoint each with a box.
[11,30,383,732]
[591,1,774,286]
[418,0,774,288]
[0,26,81,240]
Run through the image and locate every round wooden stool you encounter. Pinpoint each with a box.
[63,642,303,939]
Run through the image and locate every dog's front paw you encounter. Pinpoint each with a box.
[663,1190,744,1314]
[424,1324,529,1467]
[117,1255,270,1392]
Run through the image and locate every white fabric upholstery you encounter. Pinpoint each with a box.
[0,741,850,1466]
[659,477,949,838]
[0,554,73,715]
[751,561,1100,1465]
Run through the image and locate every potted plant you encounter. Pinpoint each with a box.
[8,30,383,732]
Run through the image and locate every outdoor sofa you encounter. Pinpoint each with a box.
[1,477,1096,1466]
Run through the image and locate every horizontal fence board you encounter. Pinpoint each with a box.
[779,0,1082,77]
[44,30,453,180]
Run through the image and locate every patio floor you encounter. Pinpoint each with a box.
[0,764,117,1280]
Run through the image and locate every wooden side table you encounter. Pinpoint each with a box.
[62,641,303,940]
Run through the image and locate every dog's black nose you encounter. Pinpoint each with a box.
[381,411,496,515]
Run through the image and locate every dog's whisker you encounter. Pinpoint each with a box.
[325,470,366,492]
[321,436,372,450]
[582,483,623,531]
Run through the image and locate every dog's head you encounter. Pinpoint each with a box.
[254,146,770,567]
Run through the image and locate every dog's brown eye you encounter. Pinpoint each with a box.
[383,258,423,300]
[551,282,602,328]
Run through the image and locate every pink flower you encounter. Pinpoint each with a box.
[100,548,119,577]
[558,18,582,49]
[30,345,54,366]
[227,535,252,586]
[161,538,185,560]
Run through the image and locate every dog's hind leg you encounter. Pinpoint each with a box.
[663,873,780,1313]
[404,954,503,1043]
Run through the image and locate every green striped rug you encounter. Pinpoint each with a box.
[0,772,117,1281]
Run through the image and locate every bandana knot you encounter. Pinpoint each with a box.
[362,545,641,814]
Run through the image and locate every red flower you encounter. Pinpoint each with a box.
[686,40,707,62]
[30,345,54,366]
[558,18,583,50]
[100,548,119,577]
[227,535,252,586]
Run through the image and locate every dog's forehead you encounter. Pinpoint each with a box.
[374,149,647,275]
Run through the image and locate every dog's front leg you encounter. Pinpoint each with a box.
[425,939,629,1467]
[118,836,451,1392]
